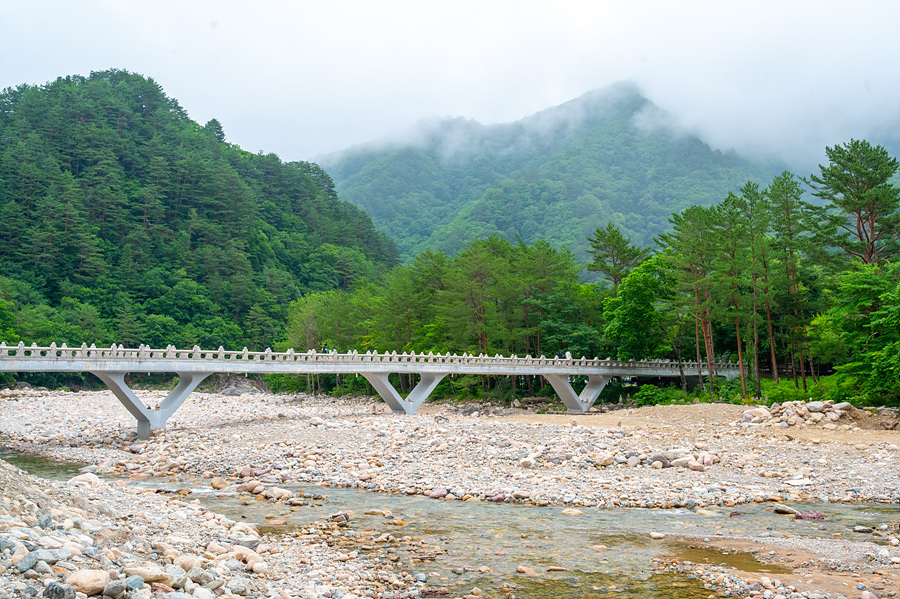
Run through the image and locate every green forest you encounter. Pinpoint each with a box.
[285,140,900,407]
[323,81,779,262]
[1,72,898,408]
[0,70,397,360]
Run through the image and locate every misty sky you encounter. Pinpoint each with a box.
[2,0,898,169]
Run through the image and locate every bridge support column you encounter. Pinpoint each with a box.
[361,372,447,415]
[543,374,609,413]
[91,371,211,439]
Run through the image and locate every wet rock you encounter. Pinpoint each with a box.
[428,487,448,499]
[794,510,825,520]
[773,504,800,516]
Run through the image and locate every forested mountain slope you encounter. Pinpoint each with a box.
[0,70,397,351]
[323,82,782,261]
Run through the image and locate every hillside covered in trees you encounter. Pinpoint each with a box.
[290,140,900,406]
[0,70,397,352]
[322,81,781,261]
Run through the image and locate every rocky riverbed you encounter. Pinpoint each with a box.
[0,385,898,598]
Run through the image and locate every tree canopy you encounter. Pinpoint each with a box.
[804,139,900,265]
[0,70,397,351]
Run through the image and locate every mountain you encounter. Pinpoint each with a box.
[321,82,783,262]
[0,70,397,352]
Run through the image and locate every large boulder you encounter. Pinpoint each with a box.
[742,407,771,423]
[65,570,110,596]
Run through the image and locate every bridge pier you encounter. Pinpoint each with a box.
[91,371,211,439]
[543,374,610,413]
[361,372,448,414]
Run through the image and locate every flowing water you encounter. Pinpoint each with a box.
[3,449,898,598]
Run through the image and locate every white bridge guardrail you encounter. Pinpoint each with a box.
[1,342,740,438]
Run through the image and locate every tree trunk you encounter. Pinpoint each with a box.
[788,337,799,388]
[803,334,816,383]
[765,296,779,386]
[694,315,705,392]
[693,283,706,392]
[761,263,780,386]
[675,340,687,393]
[734,313,748,398]
[797,334,808,391]
[701,315,716,397]
[751,274,761,397]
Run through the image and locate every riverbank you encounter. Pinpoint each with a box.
[1,387,898,598]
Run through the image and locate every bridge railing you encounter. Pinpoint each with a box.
[0,341,741,372]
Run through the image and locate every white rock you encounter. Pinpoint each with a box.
[67,472,102,486]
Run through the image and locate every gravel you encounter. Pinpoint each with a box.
[1,387,898,598]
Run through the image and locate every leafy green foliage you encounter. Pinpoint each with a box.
[804,140,900,265]
[587,223,650,287]
[810,263,900,405]
[0,70,397,350]
[287,236,603,358]
[602,257,670,360]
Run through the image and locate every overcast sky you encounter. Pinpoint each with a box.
[2,0,898,170]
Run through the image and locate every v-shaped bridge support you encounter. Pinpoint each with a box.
[543,374,609,413]
[91,371,211,439]
[361,372,448,414]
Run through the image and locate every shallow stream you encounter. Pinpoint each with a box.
[3,449,898,598]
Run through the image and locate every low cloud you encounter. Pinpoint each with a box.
[2,0,898,171]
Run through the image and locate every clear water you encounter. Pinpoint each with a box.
[3,449,898,598]
[0,448,87,480]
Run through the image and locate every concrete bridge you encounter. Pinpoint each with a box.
[0,342,740,438]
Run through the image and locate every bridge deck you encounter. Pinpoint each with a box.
[1,342,740,438]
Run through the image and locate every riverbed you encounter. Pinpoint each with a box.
[2,448,899,599]
[1,388,899,598]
